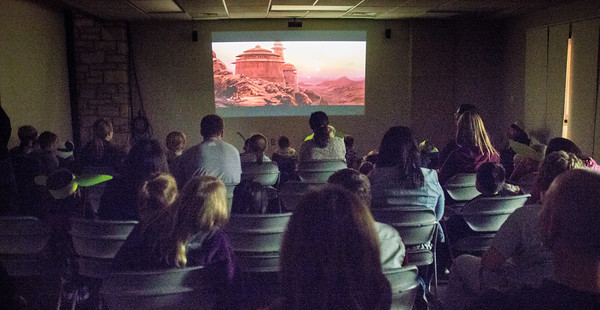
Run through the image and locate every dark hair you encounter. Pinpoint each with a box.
[17,125,37,145]
[38,131,58,149]
[344,135,354,148]
[377,126,424,189]
[328,168,371,207]
[309,111,330,148]
[278,136,290,149]
[125,139,169,187]
[476,162,506,196]
[509,124,530,145]
[246,133,267,164]
[279,185,391,310]
[200,114,224,139]
[546,137,585,160]
[455,104,478,121]
[88,119,114,162]
[232,180,269,214]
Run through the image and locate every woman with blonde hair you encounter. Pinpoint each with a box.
[273,185,391,310]
[137,173,178,229]
[113,175,235,285]
[438,111,500,185]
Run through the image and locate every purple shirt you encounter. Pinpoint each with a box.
[438,146,500,185]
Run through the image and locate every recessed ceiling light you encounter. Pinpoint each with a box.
[270,5,353,12]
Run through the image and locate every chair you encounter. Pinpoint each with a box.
[225,213,292,272]
[297,159,347,183]
[0,216,51,277]
[101,266,219,310]
[384,265,420,310]
[241,161,280,186]
[69,218,138,278]
[451,194,530,254]
[443,173,479,202]
[277,181,324,211]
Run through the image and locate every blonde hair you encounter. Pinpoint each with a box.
[138,173,178,229]
[456,111,498,158]
[157,175,228,267]
[166,131,187,152]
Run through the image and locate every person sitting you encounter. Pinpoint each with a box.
[545,137,600,172]
[9,125,38,157]
[298,111,345,162]
[270,185,391,310]
[470,168,600,309]
[98,139,169,220]
[231,180,283,214]
[344,134,358,169]
[240,133,271,163]
[137,173,178,227]
[438,104,478,167]
[165,131,186,170]
[173,114,241,187]
[113,175,235,308]
[446,151,582,310]
[474,162,521,198]
[80,118,124,171]
[328,168,406,269]
[368,126,444,221]
[271,135,297,184]
[438,111,500,185]
[30,131,60,177]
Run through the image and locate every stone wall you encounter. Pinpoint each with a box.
[73,16,130,147]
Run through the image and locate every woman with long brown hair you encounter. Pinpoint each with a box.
[438,111,499,185]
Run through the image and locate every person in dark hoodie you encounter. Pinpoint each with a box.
[0,105,17,214]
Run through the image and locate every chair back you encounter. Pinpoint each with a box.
[384,265,420,310]
[297,159,346,183]
[69,218,138,277]
[0,216,51,276]
[443,173,479,201]
[461,194,531,232]
[277,181,323,211]
[101,265,219,310]
[241,162,280,186]
[226,213,292,272]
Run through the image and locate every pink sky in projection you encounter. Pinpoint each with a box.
[212,41,366,84]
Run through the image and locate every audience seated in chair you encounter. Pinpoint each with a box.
[445,151,582,310]
[268,185,391,310]
[98,139,169,221]
[240,133,271,163]
[474,163,522,198]
[137,173,178,229]
[271,135,297,184]
[368,126,444,221]
[328,168,406,269]
[438,111,500,186]
[232,180,283,214]
[298,111,346,163]
[344,134,359,169]
[30,131,60,177]
[469,168,600,309]
[545,137,600,172]
[165,131,186,171]
[438,104,478,167]
[9,125,38,157]
[80,118,124,172]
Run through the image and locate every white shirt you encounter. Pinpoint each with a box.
[298,136,346,162]
[174,137,241,186]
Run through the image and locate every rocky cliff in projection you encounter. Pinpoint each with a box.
[212,42,365,108]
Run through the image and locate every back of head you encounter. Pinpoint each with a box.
[377,126,424,189]
[344,135,354,148]
[328,168,371,207]
[455,104,478,122]
[166,131,187,152]
[508,123,530,145]
[475,162,506,196]
[278,135,290,149]
[280,185,390,310]
[18,125,38,145]
[540,169,600,257]
[536,150,582,192]
[92,118,113,141]
[232,180,269,214]
[138,173,178,223]
[456,111,497,156]
[125,139,169,184]
[309,111,330,148]
[38,131,58,150]
[200,114,224,139]
[546,137,584,159]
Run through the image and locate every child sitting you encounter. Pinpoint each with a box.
[475,162,521,197]
[165,131,186,169]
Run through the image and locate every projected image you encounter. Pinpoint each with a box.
[212,41,366,110]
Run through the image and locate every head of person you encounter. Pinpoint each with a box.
[200,114,224,140]
[454,104,478,123]
[92,118,113,141]
[358,161,374,176]
[138,173,178,225]
[545,137,585,159]
[166,131,187,155]
[309,111,330,148]
[38,131,58,151]
[279,185,391,310]
[125,139,169,185]
[508,123,530,145]
[232,180,269,214]
[164,175,228,267]
[475,162,506,196]
[539,169,600,261]
[344,134,354,149]
[377,126,424,189]
[456,111,497,156]
[328,168,371,207]
[17,125,38,146]
[536,150,582,196]
[278,135,290,149]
